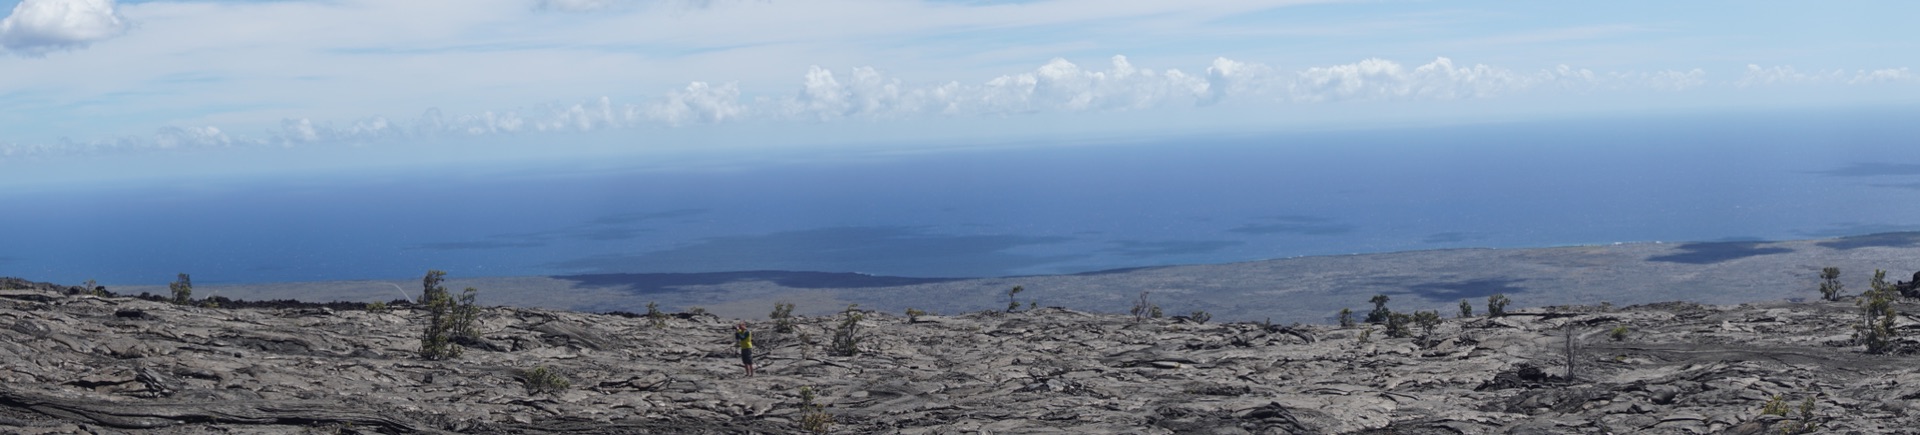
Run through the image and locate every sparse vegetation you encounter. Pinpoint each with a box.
[797,385,833,434]
[82,279,101,297]
[1189,310,1212,324]
[1337,308,1355,328]
[1819,267,1844,302]
[1006,285,1025,312]
[830,304,865,356]
[1357,327,1372,344]
[519,366,570,396]
[1458,299,1473,318]
[1609,325,1629,341]
[419,270,465,360]
[367,301,388,313]
[1130,292,1160,323]
[1412,310,1441,344]
[646,301,667,329]
[1384,312,1412,338]
[1761,394,1821,434]
[1487,294,1511,317]
[169,273,193,305]
[1365,294,1392,324]
[771,302,796,333]
[1856,269,1899,354]
[905,308,928,323]
[687,306,707,316]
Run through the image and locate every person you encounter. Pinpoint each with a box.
[734,321,755,377]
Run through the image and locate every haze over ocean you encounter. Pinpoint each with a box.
[5,107,1918,286]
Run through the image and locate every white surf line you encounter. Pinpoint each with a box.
[384,283,414,304]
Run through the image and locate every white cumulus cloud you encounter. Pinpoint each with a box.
[0,0,128,56]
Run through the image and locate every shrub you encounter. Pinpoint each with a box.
[1357,328,1372,344]
[1487,294,1510,317]
[1857,269,1899,354]
[367,301,389,313]
[1006,286,1025,312]
[905,308,928,323]
[168,273,193,305]
[1458,299,1473,318]
[829,304,864,356]
[1337,308,1355,328]
[418,270,480,360]
[1412,311,1441,344]
[1365,294,1391,324]
[1190,310,1212,324]
[687,306,707,316]
[520,366,570,396]
[1130,292,1160,323]
[771,302,796,333]
[1384,312,1412,338]
[797,385,833,434]
[646,301,667,329]
[1609,325,1629,341]
[1819,267,1844,302]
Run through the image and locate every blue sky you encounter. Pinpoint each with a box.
[2,0,1917,188]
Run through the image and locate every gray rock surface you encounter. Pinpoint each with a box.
[3,277,1918,434]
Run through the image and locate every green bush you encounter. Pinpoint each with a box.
[1819,267,1844,302]
[168,273,193,305]
[646,301,667,329]
[1857,269,1899,354]
[418,270,480,360]
[905,308,928,323]
[1412,311,1441,343]
[1458,299,1473,318]
[1609,325,1629,341]
[520,366,570,396]
[830,304,865,356]
[1130,292,1160,323]
[798,385,833,433]
[1337,308,1355,328]
[1006,286,1025,312]
[1487,294,1511,317]
[1385,312,1413,338]
[771,302,796,333]
[1189,310,1212,324]
[1365,294,1391,324]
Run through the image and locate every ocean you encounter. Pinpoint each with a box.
[5,107,1919,286]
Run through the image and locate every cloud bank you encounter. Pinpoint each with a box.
[2,55,1914,158]
[0,0,128,56]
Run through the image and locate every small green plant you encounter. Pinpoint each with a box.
[520,365,571,396]
[1819,267,1844,302]
[830,304,865,356]
[367,301,389,313]
[1761,394,1790,416]
[1412,310,1441,344]
[82,279,100,297]
[687,306,708,316]
[1458,299,1473,318]
[168,273,193,305]
[1856,269,1899,354]
[1006,285,1025,312]
[419,270,463,360]
[1609,325,1629,341]
[1130,292,1160,323]
[1487,294,1510,317]
[797,385,833,433]
[1337,308,1355,328]
[1357,327,1372,344]
[1190,310,1212,324]
[1365,294,1391,324]
[646,301,667,329]
[771,302,796,333]
[1384,312,1412,338]
[905,308,928,323]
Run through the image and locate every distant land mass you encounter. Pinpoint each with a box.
[116,233,1920,325]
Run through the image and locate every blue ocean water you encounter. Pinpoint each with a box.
[5,107,1920,286]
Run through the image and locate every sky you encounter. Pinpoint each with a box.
[2,0,1918,187]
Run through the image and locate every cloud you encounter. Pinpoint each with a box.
[0,0,129,56]
[4,54,1914,159]
[1738,64,1917,87]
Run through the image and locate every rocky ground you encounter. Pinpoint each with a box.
[4,277,1920,434]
